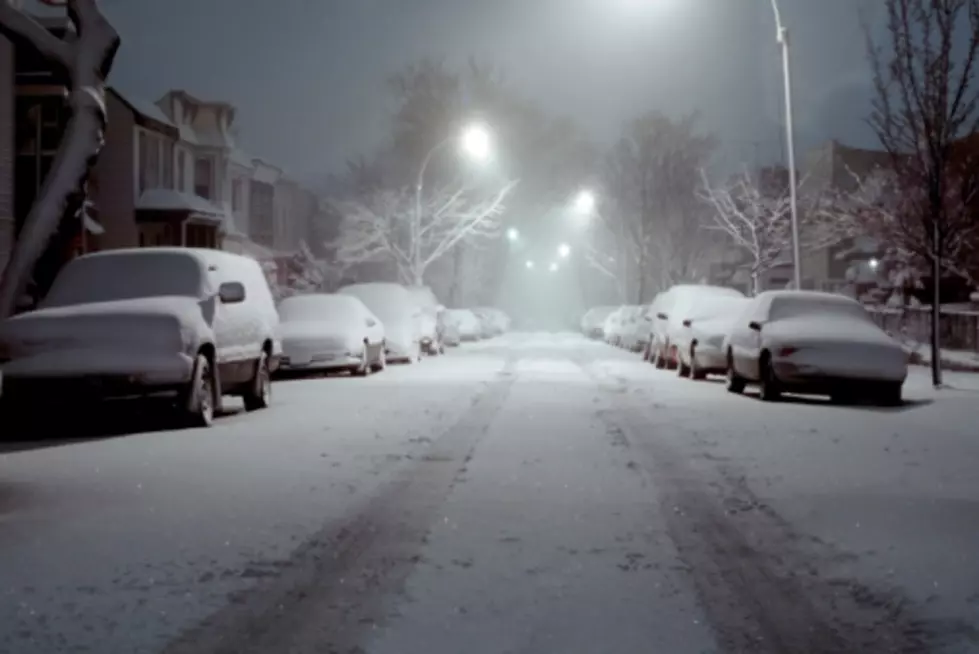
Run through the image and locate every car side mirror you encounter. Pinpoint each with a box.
[748,320,762,332]
[218,282,246,304]
[682,319,692,328]
[656,312,668,320]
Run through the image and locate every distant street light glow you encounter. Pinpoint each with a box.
[558,243,571,258]
[574,190,596,215]
[461,123,492,162]
[507,227,519,242]
[549,262,559,272]
[525,260,535,270]
[869,257,880,271]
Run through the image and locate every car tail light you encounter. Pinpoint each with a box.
[777,347,799,357]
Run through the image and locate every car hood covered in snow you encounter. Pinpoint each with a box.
[0,296,206,358]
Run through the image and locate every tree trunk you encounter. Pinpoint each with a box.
[0,0,120,319]
[931,235,943,387]
[751,270,761,296]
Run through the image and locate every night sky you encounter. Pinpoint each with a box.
[81,0,882,180]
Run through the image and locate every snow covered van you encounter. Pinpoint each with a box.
[0,248,280,427]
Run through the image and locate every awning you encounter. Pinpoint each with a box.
[137,188,224,216]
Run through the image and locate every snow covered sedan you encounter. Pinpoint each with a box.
[581,306,618,339]
[339,283,423,363]
[648,285,746,369]
[672,295,751,380]
[407,285,445,355]
[0,248,279,427]
[440,310,462,347]
[445,309,482,342]
[603,307,628,346]
[618,305,651,352]
[723,290,908,405]
[277,294,386,376]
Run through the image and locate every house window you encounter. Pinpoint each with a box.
[138,130,162,194]
[231,178,241,211]
[194,157,213,199]
[162,141,174,189]
[177,150,187,192]
[186,224,216,249]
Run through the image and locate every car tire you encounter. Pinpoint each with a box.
[677,357,691,378]
[690,347,707,380]
[875,382,902,407]
[182,353,217,427]
[243,351,272,411]
[758,353,781,402]
[654,348,667,369]
[371,345,387,372]
[726,353,746,395]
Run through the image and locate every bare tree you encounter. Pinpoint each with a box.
[700,167,850,294]
[0,0,120,318]
[598,112,717,302]
[333,180,516,286]
[865,0,979,385]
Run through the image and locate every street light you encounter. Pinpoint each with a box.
[415,122,494,276]
[549,262,559,272]
[526,260,535,270]
[507,227,520,242]
[768,0,802,290]
[573,190,596,215]
[558,243,571,258]
[869,258,880,271]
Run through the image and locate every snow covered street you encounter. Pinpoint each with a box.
[2,333,978,653]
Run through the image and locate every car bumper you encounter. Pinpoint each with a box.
[279,353,360,371]
[772,359,907,388]
[693,345,727,373]
[0,348,195,398]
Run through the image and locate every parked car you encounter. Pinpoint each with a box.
[471,308,499,339]
[603,307,627,346]
[672,295,751,379]
[440,310,462,347]
[446,309,482,341]
[338,283,423,363]
[723,290,908,404]
[475,307,510,335]
[277,294,386,376]
[618,305,651,352]
[0,248,279,427]
[581,306,618,339]
[407,285,445,355]
[646,285,745,369]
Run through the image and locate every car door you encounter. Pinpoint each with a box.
[735,298,768,380]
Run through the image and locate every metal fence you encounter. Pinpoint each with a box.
[867,307,979,353]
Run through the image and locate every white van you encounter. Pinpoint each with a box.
[0,248,280,427]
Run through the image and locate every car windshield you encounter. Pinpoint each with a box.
[340,284,412,324]
[769,295,872,323]
[279,295,360,324]
[41,252,204,308]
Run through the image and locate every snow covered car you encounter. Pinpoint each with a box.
[581,306,617,339]
[0,248,279,427]
[647,285,745,369]
[470,308,500,338]
[446,309,482,341]
[277,294,386,376]
[603,307,629,346]
[338,282,423,363]
[723,290,908,404]
[407,285,445,355]
[440,310,462,347]
[672,295,751,380]
[617,305,651,352]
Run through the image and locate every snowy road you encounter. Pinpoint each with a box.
[1,333,978,653]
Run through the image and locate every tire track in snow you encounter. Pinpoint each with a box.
[161,357,519,654]
[575,356,934,654]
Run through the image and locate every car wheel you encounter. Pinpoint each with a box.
[690,347,707,380]
[726,352,746,394]
[243,351,272,411]
[654,348,667,369]
[182,353,217,427]
[758,353,781,402]
[371,345,387,372]
[677,356,691,378]
[875,382,902,407]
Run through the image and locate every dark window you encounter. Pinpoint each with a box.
[194,157,213,199]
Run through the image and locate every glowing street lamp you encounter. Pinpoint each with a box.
[574,190,596,215]
[507,227,520,242]
[525,260,535,270]
[460,123,492,163]
[558,243,571,258]
[549,262,559,272]
[869,257,880,271]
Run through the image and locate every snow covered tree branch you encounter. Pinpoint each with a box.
[333,180,517,286]
[700,167,852,294]
[0,0,120,318]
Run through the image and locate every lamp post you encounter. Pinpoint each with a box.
[769,0,802,290]
[414,123,492,281]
